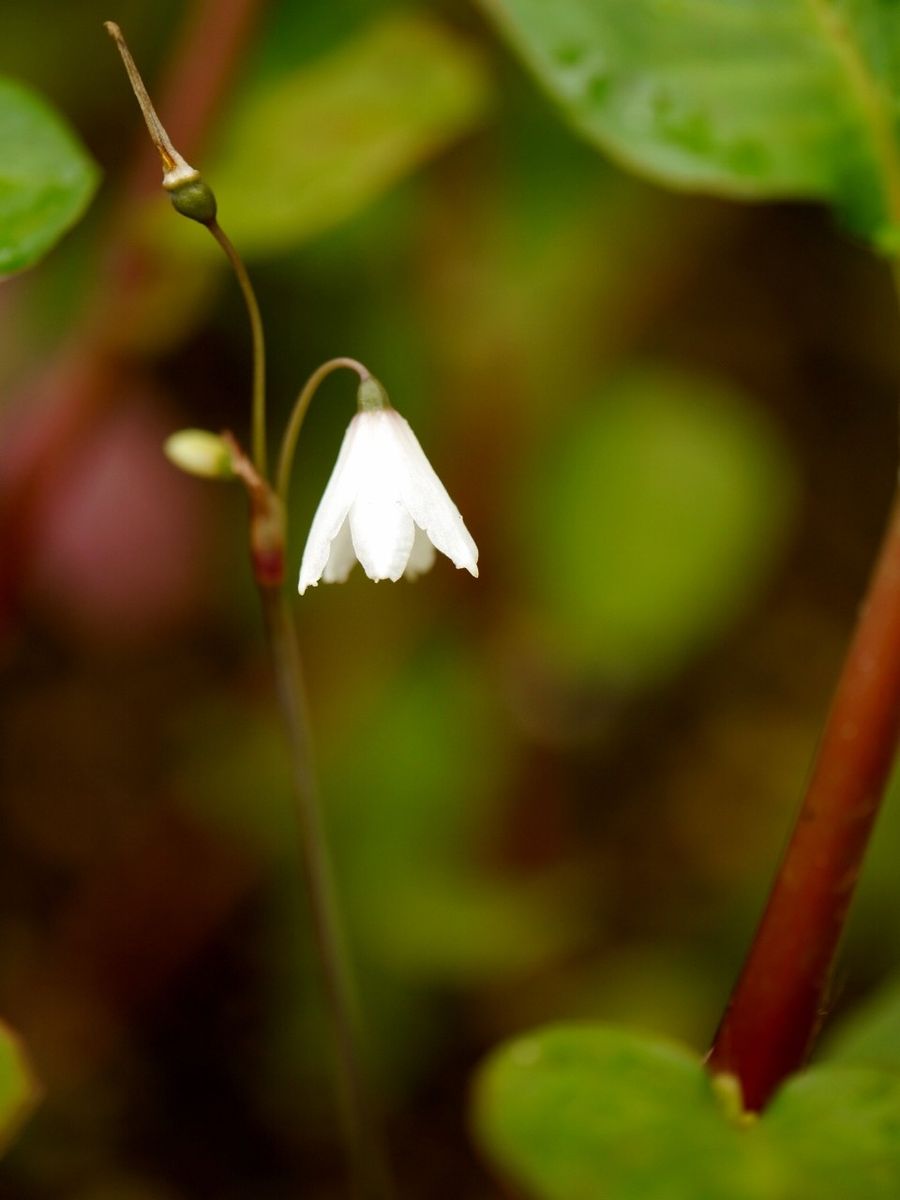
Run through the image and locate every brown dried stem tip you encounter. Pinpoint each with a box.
[105,20,217,224]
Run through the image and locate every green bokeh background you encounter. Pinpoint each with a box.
[1,1,898,1196]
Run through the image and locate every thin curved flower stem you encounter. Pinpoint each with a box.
[276,357,370,508]
[207,222,268,476]
[207,216,394,1200]
[213,292,393,1198]
[108,24,268,476]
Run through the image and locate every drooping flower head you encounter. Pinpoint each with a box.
[298,378,478,594]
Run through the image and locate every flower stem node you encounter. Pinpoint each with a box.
[164,429,236,480]
[250,493,286,589]
[298,404,479,594]
[169,178,218,226]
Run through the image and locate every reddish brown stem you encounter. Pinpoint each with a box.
[707,492,900,1111]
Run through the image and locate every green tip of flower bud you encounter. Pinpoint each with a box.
[357,376,390,412]
[164,429,235,480]
[169,179,218,225]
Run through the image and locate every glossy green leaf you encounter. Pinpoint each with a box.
[480,0,900,238]
[0,76,99,275]
[476,1023,900,1199]
[0,1021,39,1155]
[521,368,795,686]
[203,13,491,255]
[476,1025,761,1199]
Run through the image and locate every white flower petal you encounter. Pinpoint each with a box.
[348,413,415,581]
[404,524,437,579]
[349,491,414,581]
[387,411,479,577]
[298,417,365,594]
[297,404,479,594]
[322,517,356,583]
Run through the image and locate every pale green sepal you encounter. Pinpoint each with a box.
[357,377,390,413]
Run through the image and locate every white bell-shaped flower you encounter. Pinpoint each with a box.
[298,380,478,594]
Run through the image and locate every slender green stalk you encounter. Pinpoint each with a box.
[208,221,268,476]
[276,357,369,507]
[261,587,395,1200]
[207,233,394,1197]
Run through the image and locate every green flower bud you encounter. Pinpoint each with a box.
[164,429,235,480]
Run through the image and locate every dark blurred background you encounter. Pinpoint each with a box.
[1,1,900,1196]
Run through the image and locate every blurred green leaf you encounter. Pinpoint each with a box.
[521,368,795,686]
[326,647,583,981]
[0,76,98,275]
[362,871,581,979]
[476,1025,758,1198]
[822,975,900,1072]
[203,12,491,255]
[0,1021,39,1156]
[480,0,900,238]
[476,1023,900,1199]
[765,1067,900,1198]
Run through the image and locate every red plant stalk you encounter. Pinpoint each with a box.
[707,491,900,1110]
